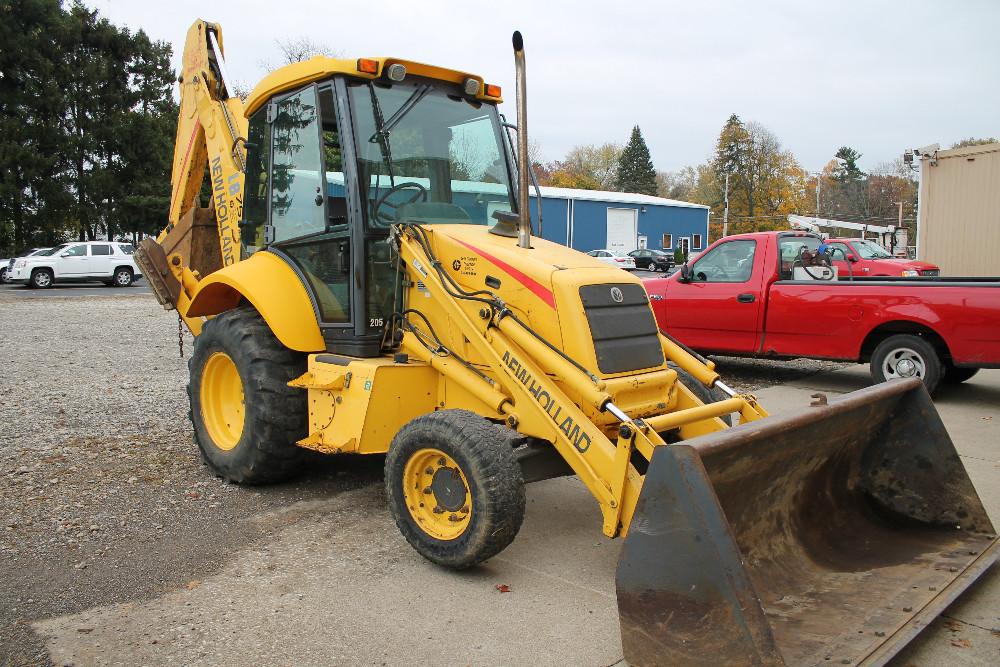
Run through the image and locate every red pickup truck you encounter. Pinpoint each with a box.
[825,237,940,277]
[645,231,1000,394]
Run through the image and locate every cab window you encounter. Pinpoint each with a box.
[691,240,756,283]
[270,85,326,243]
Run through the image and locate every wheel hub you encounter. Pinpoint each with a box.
[896,358,917,377]
[430,466,468,512]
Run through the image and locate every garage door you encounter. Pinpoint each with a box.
[606,208,638,253]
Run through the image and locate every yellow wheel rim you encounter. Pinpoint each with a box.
[402,448,472,541]
[200,351,245,451]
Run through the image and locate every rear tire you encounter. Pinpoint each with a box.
[943,364,979,385]
[30,269,53,289]
[385,410,525,569]
[669,363,732,426]
[870,334,942,395]
[188,306,307,484]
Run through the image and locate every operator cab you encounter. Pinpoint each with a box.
[240,69,518,356]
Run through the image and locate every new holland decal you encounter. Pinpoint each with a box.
[502,350,591,453]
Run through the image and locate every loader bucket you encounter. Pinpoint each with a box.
[617,378,998,667]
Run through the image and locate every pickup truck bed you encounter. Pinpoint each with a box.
[645,231,1000,394]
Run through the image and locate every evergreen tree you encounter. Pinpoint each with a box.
[0,0,70,256]
[615,126,657,195]
[0,0,178,254]
[833,146,865,182]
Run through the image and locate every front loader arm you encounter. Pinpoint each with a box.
[136,20,247,318]
[394,225,767,538]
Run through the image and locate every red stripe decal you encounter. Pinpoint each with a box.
[451,237,556,309]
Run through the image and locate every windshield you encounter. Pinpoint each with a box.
[348,78,515,229]
[853,240,892,259]
[39,245,68,256]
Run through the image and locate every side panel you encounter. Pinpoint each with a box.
[185,250,325,352]
[762,283,1000,363]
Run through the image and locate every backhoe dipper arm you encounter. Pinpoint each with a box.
[136,20,247,314]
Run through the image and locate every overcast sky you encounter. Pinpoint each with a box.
[87,0,999,173]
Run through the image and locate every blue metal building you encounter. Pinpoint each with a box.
[527,186,710,256]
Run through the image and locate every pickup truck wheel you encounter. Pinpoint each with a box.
[112,267,133,287]
[870,334,942,394]
[385,410,525,569]
[188,306,306,484]
[669,363,732,426]
[943,364,979,385]
[30,269,53,289]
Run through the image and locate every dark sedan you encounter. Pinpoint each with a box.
[628,248,674,272]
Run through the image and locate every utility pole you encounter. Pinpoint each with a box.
[722,172,730,237]
[815,173,821,219]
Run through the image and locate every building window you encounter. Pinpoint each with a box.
[692,234,703,250]
[662,234,673,249]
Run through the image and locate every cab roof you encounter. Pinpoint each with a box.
[244,56,503,117]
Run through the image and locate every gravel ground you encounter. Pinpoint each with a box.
[0,292,846,666]
[0,293,382,667]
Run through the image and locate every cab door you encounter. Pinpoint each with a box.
[660,238,766,353]
[240,82,386,357]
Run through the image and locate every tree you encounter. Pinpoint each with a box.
[0,1,179,255]
[951,137,998,149]
[709,115,806,223]
[259,36,340,72]
[535,143,620,191]
[833,146,865,182]
[0,0,71,256]
[656,166,697,201]
[615,126,657,195]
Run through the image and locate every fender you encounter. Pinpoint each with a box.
[185,251,324,352]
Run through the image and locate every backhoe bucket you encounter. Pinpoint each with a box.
[617,378,998,667]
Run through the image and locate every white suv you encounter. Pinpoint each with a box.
[7,241,143,288]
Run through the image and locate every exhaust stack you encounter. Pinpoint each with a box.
[513,31,531,249]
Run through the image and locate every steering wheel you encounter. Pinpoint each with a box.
[373,182,428,225]
[696,265,726,281]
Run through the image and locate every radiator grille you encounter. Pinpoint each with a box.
[579,284,664,374]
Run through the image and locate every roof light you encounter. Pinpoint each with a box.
[387,63,407,82]
[463,78,480,96]
[484,83,501,98]
[357,58,379,75]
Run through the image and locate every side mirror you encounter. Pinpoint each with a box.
[60,252,70,257]
[678,262,692,283]
[848,255,858,263]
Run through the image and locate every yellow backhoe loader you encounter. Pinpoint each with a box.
[136,20,998,666]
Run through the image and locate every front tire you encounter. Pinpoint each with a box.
[188,307,307,484]
[385,410,525,569]
[30,269,53,289]
[870,334,943,395]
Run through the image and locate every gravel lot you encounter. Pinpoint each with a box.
[0,291,845,666]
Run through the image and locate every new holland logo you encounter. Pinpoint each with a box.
[610,287,624,303]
